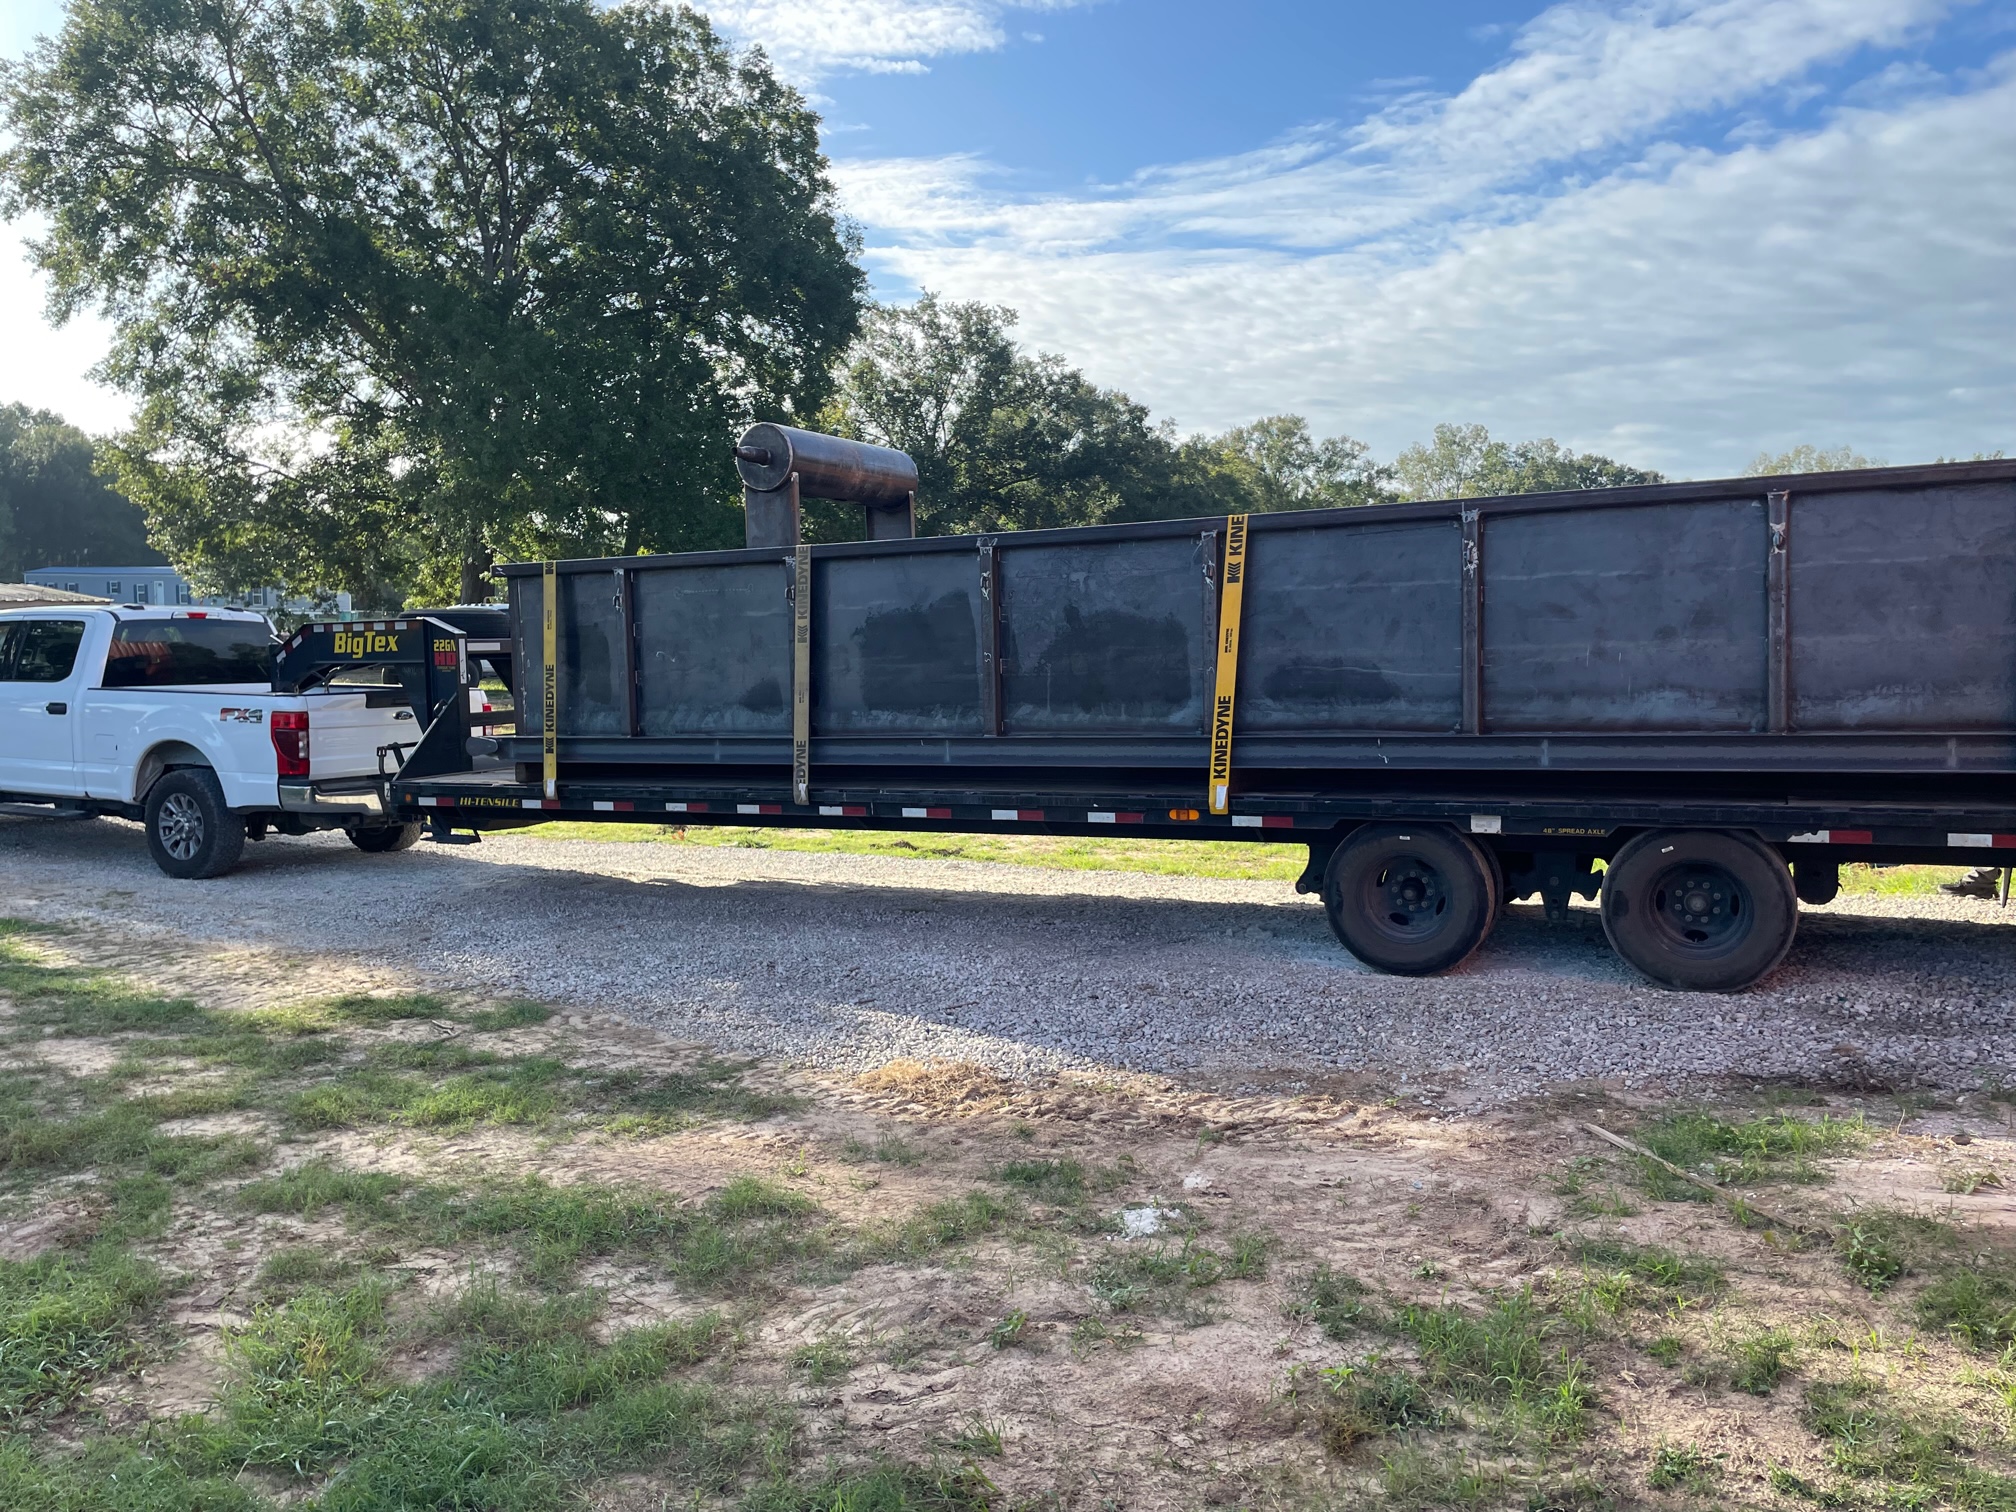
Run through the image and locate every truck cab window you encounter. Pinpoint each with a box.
[2,620,87,682]
[104,620,274,687]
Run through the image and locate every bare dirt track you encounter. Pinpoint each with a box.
[2,814,2013,1107]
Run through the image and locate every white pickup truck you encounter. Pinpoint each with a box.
[0,604,422,877]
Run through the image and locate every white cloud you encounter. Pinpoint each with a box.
[833,0,2016,473]
[0,233,128,435]
[843,0,1968,253]
[695,0,1080,80]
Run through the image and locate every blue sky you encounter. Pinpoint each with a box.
[5,0,2014,476]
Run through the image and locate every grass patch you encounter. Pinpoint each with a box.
[1394,1290,1589,1437]
[1838,1208,1972,1295]
[601,1062,800,1136]
[1628,1109,1866,1199]
[468,1000,553,1031]
[1296,1263,1374,1340]
[239,1163,826,1289]
[1310,1365,1445,1457]
[792,1335,855,1384]
[0,1435,263,1511]
[146,1276,771,1509]
[742,1461,999,1512]
[1088,1232,1267,1316]
[1839,864,1977,897]
[1567,1235,1724,1310]
[1647,1442,1720,1492]
[994,1157,1086,1201]
[1919,1268,2016,1352]
[1803,1377,2016,1508]
[0,931,216,1039]
[0,1245,166,1421]
[317,993,455,1025]
[1729,1327,1796,1395]
[865,1189,1021,1264]
[1378,1445,1507,1509]
[525,821,1308,880]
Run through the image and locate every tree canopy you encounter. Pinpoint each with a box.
[825,298,1665,529]
[1746,444,1885,475]
[2,0,863,605]
[1392,423,1666,501]
[0,404,162,582]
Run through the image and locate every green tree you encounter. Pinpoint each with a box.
[823,296,1386,534]
[3,0,862,607]
[822,294,1175,536]
[1187,414,1389,512]
[0,405,162,582]
[1393,423,1665,501]
[1746,444,1885,475]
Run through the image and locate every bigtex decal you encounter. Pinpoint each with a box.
[331,630,402,656]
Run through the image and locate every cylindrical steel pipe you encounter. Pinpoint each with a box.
[734,422,918,505]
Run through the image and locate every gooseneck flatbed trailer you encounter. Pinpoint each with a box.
[385,428,2016,992]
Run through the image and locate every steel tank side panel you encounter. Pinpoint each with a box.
[1482,498,1768,732]
[635,562,791,734]
[551,570,629,734]
[509,574,540,725]
[812,552,982,733]
[1790,480,2016,730]
[998,535,1212,733]
[1238,519,1462,731]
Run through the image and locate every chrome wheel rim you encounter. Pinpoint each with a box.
[158,792,204,861]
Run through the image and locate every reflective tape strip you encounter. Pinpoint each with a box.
[1470,814,1503,834]
[1230,814,1294,830]
[1949,832,2016,848]
[738,804,761,814]
[820,805,869,817]
[1207,513,1249,815]
[1087,812,1116,824]
[592,801,635,812]
[991,809,1045,821]
[417,796,440,807]
[1231,815,1261,828]
[665,802,708,814]
[541,560,558,802]
[1789,829,1873,844]
[902,806,951,819]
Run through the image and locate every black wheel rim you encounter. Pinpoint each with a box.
[1648,862,1752,954]
[1362,853,1450,941]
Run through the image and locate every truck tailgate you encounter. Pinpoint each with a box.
[305,690,415,779]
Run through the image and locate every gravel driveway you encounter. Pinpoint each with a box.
[3,815,2012,1106]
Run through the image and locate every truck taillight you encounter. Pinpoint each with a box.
[271,710,310,777]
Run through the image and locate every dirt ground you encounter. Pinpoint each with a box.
[5,915,2016,1511]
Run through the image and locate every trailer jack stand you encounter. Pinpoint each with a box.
[424,817,482,846]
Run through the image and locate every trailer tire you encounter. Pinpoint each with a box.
[1322,824,1498,975]
[143,768,246,880]
[1601,830,1797,992]
[349,822,423,854]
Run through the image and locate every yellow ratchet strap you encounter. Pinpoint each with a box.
[1208,514,1248,815]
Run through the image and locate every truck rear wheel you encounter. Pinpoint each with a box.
[143,768,246,880]
[1322,824,1499,975]
[1600,829,1797,992]
[349,822,422,854]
